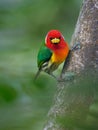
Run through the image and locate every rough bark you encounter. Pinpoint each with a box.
[44,0,98,130]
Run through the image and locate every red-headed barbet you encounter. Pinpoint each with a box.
[34,30,70,80]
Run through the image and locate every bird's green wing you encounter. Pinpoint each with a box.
[37,44,52,68]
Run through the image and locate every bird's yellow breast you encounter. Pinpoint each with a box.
[50,47,69,64]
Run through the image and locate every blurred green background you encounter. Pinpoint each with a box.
[0,0,82,130]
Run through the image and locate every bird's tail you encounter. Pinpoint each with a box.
[34,69,41,81]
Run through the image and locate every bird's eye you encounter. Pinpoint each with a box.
[50,37,53,40]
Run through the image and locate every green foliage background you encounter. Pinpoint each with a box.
[0,0,82,130]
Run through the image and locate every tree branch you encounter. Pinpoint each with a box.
[44,0,98,129]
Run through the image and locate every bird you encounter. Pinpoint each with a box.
[34,29,70,80]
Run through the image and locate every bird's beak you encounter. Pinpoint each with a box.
[51,38,60,44]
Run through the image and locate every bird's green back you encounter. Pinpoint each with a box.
[37,44,52,68]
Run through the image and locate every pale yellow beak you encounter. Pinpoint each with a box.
[51,38,60,44]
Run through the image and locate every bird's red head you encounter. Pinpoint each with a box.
[45,30,67,51]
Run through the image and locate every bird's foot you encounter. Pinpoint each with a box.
[71,42,81,51]
[58,72,75,82]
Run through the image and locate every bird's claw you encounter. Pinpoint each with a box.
[58,72,75,82]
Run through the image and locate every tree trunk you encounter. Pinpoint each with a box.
[44,0,98,130]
